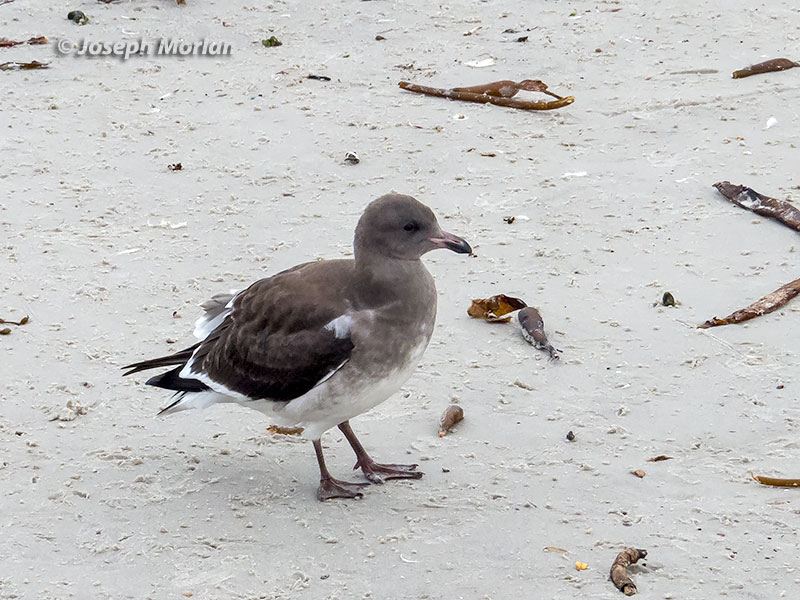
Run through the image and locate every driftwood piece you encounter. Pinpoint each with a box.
[610,547,647,595]
[751,472,800,487]
[714,181,800,232]
[732,58,799,79]
[438,405,464,437]
[398,80,574,111]
[698,277,800,329]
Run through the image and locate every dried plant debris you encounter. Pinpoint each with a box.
[262,36,282,47]
[307,74,331,81]
[453,79,562,99]
[0,315,29,334]
[438,404,464,437]
[518,307,561,360]
[610,548,647,595]
[398,79,574,111]
[0,315,29,326]
[647,455,672,462]
[699,277,800,329]
[732,58,798,79]
[750,472,800,487]
[0,36,47,48]
[267,425,304,436]
[714,181,800,232]
[0,60,49,70]
[467,294,527,323]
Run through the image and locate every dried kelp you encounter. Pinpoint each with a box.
[398,79,574,111]
[714,181,800,232]
[0,36,47,48]
[732,58,798,79]
[0,60,48,70]
[0,316,29,326]
[467,294,527,323]
[610,547,647,595]
[647,455,672,462]
[751,472,800,487]
[0,315,29,335]
[698,278,800,329]
[452,79,561,99]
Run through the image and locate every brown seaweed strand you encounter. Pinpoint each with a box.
[714,181,800,232]
[398,81,574,110]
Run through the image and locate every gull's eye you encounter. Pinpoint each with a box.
[403,222,419,232]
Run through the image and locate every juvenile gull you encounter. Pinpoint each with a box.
[123,194,472,500]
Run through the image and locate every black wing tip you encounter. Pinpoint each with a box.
[146,366,211,393]
[157,392,186,416]
[121,363,144,376]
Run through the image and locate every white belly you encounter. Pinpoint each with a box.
[245,338,428,439]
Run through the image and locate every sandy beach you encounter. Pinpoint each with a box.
[2,1,800,598]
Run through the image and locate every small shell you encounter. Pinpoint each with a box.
[438,405,464,437]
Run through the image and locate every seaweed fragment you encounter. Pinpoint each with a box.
[732,58,798,79]
[398,79,574,111]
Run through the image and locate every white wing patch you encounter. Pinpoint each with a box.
[179,351,250,401]
[324,314,353,339]
[193,289,238,341]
